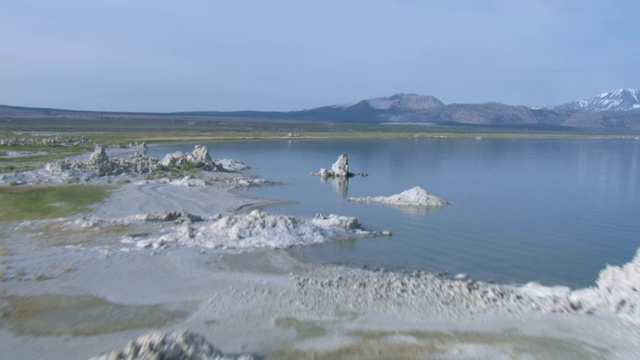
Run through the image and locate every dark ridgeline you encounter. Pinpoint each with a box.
[2,89,640,130]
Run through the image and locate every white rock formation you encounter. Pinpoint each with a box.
[90,330,256,360]
[0,135,92,147]
[567,248,640,323]
[169,176,209,187]
[190,210,368,250]
[135,209,204,223]
[331,153,350,177]
[130,209,373,251]
[596,249,640,315]
[160,145,220,171]
[45,145,157,176]
[192,144,212,163]
[216,159,250,171]
[348,186,449,207]
[311,153,353,178]
[87,145,109,166]
[8,144,250,185]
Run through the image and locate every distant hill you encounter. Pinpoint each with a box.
[2,92,640,130]
[338,93,445,111]
[285,94,640,128]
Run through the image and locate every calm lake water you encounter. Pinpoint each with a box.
[150,138,640,288]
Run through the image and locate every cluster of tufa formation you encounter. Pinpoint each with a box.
[45,145,157,176]
[0,135,93,147]
[159,145,221,171]
[91,330,256,360]
[126,209,376,251]
[45,145,223,177]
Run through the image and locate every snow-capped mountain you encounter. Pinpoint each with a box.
[556,88,640,112]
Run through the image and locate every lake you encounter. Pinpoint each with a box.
[150,138,640,288]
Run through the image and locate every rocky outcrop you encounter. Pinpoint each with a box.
[192,210,369,249]
[110,141,148,151]
[137,209,204,224]
[0,135,93,147]
[46,146,159,176]
[87,145,109,166]
[160,145,221,171]
[126,209,379,251]
[595,248,640,318]
[216,159,249,172]
[90,330,257,360]
[566,248,640,323]
[86,145,112,175]
[348,186,449,207]
[45,145,225,177]
[331,153,350,177]
[311,153,354,178]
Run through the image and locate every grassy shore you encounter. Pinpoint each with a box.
[0,185,113,222]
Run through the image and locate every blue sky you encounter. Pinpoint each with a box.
[1,1,638,112]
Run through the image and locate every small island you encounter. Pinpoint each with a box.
[348,186,449,207]
[311,153,354,178]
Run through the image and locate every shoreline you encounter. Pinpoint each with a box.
[2,227,638,359]
[1,146,639,359]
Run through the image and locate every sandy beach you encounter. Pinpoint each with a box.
[1,148,639,359]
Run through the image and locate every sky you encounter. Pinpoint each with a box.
[1,1,638,112]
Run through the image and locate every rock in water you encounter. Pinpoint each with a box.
[331,153,350,177]
[311,154,353,178]
[348,186,449,207]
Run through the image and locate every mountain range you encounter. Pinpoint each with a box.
[277,89,640,128]
[2,89,640,130]
[555,88,640,113]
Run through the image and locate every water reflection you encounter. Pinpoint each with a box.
[317,176,349,198]
[575,139,640,199]
[331,177,349,198]
[387,204,444,216]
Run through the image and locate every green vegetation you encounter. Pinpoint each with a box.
[0,149,84,173]
[2,118,639,142]
[30,220,134,247]
[0,185,113,222]
[1,294,186,336]
[0,132,94,172]
[270,328,609,360]
[275,317,329,340]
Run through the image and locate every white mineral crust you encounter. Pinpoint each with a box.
[348,186,449,207]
